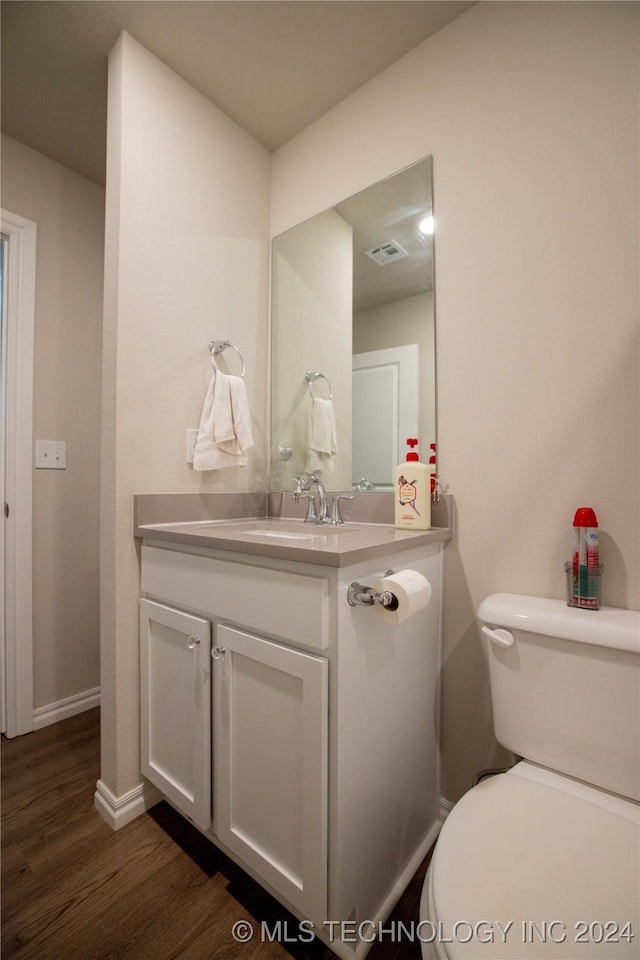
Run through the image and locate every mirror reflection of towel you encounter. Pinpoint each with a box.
[306,397,337,474]
[193,372,254,470]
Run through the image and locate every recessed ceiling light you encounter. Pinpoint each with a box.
[419,215,434,236]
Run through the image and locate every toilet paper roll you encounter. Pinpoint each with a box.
[373,569,432,625]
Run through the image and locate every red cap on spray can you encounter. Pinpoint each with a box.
[573,507,598,527]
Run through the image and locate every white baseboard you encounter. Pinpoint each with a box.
[94,777,163,831]
[33,686,101,730]
[440,796,454,821]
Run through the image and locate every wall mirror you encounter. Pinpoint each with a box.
[270,156,436,493]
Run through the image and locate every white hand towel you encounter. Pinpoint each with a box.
[305,397,337,474]
[193,372,254,470]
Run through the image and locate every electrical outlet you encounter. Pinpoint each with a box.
[186,428,198,464]
[35,440,67,469]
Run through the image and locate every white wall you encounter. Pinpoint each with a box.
[272,209,352,489]
[1,134,104,713]
[100,33,270,799]
[272,1,640,801]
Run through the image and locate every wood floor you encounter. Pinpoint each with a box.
[2,709,431,960]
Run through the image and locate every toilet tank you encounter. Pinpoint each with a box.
[478,593,640,801]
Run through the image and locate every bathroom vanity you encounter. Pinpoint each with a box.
[135,498,451,958]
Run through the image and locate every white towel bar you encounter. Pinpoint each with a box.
[209,339,245,377]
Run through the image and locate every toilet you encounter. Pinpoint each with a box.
[420,593,640,959]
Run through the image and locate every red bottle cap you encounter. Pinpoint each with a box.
[406,438,419,461]
[573,507,598,527]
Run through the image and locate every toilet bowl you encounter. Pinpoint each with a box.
[420,594,640,959]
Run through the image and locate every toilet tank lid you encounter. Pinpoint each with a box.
[478,593,639,654]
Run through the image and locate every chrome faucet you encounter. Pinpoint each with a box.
[293,475,353,525]
[294,474,328,523]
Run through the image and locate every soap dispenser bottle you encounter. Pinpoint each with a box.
[394,438,431,530]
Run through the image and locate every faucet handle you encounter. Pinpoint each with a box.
[293,475,319,523]
[354,477,375,492]
[293,473,314,495]
[329,494,353,525]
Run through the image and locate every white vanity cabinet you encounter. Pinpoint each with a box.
[213,623,328,924]
[140,543,330,924]
[139,535,443,959]
[140,598,212,831]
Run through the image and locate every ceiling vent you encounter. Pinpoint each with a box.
[364,240,409,266]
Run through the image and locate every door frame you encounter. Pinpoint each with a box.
[1,208,36,738]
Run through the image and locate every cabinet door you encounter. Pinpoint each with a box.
[213,624,328,923]
[140,599,211,831]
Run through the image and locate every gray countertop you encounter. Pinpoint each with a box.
[134,492,453,567]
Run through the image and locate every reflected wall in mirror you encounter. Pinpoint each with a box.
[270,156,436,493]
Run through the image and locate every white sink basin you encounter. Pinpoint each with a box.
[187,519,361,543]
[243,529,322,542]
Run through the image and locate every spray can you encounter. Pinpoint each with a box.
[571,507,599,608]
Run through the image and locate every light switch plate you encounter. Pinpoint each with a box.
[35,440,66,469]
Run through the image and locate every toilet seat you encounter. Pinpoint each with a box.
[421,763,640,959]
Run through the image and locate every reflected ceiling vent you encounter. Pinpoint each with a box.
[364,240,409,266]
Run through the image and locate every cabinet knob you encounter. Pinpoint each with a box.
[211,645,226,660]
[187,636,201,650]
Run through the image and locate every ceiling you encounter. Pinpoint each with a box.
[336,156,434,312]
[1,0,474,186]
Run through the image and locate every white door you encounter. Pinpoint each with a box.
[1,210,36,738]
[140,599,212,831]
[352,344,419,489]
[213,624,328,924]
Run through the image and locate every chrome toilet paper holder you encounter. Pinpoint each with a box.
[347,571,398,609]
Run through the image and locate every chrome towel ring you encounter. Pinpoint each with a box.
[305,371,333,400]
[209,339,245,377]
